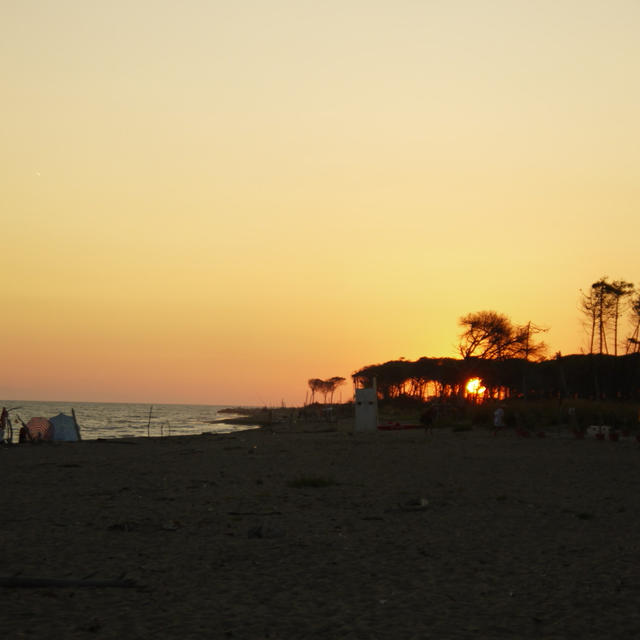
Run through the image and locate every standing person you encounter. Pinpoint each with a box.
[0,408,6,443]
[493,406,505,435]
[18,416,31,443]
[420,402,437,435]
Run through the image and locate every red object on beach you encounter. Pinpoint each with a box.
[609,432,620,442]
[595,433,605,441]
[537,431,546,438]
[25,417,53,441]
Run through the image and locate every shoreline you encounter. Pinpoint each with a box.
[0,401,264,443]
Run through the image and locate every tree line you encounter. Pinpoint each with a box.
[352,275,640,402]
[352,353,640,401]
[315,276,640,404]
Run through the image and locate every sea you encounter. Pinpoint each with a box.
[0,400,259,442]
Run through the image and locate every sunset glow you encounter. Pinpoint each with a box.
[465,378,487,399]
[2,2,640,405]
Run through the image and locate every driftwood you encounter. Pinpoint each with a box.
[0,576,138,589]
[71,408,82,441]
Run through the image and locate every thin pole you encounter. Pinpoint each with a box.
[147,406,153,437]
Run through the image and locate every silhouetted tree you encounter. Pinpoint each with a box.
[592,278,619,354]
[609,280,634,356]
[511,321,548,362]
[458,311,514,360]
[307,378,324,404]
[581,277,634,355]
[327,376,346,403]
[510,321,548,397]
[627,294,640,354]
[458,311,545,361]
[580,286,599,354]
[308,376,346,404]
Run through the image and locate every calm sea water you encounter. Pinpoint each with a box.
[0,400,259,441]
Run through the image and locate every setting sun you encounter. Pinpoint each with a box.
[465,378,486,398]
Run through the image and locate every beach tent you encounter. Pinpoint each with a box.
[25,417,54,441]
[23,413,81,442]
[49,412,81,442]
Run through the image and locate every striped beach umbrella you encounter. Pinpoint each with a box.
[26,417,53,441]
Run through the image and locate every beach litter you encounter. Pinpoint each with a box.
[587,425,611,439]
[398,498,429,512]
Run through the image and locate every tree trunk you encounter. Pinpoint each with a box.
[614,298,619,356]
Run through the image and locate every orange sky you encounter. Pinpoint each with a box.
[2,1,639,405]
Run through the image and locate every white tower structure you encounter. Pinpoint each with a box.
[354,385,378,432]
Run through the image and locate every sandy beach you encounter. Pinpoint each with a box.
[2,426,640,639]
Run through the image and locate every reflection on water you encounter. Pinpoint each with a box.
[0,400,258,441]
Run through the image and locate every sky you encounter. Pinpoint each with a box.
[2,1,639,405]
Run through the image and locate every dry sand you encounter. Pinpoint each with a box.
[2,426,640,639]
